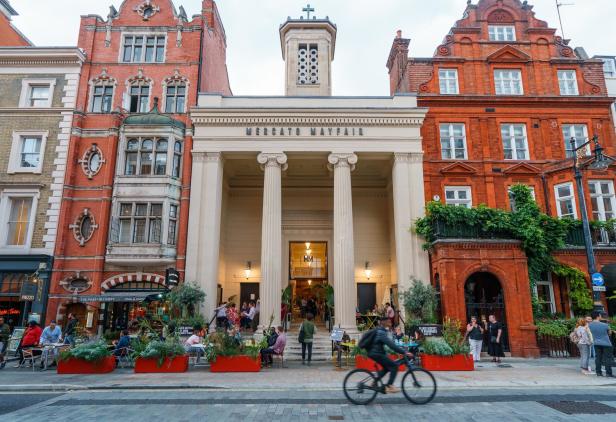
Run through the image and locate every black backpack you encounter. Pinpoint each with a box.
[358,328,377,350]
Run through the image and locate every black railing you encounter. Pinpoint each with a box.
[536,334,580,358]
[433,220,512,240]
[564,225,616,247]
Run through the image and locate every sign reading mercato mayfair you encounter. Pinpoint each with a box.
[246,127,365,137]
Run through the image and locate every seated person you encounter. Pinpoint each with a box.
[340,331,351,353]
[184,326,205,361]
[39,320,63,368]
[229,327,242,347]
[393,326,404,341]
[260,326,286,367]
[15,321,42,367]
[113,330,132,357]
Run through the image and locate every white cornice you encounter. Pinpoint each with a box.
[0,47,85,66]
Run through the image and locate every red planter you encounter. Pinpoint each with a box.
[421,354,474,371]
[57,356,116,374]
[134,355,189,373]
[209,355,261,372]
[355,355,406,371]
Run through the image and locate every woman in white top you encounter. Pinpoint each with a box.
[184,328,205,361]
[575,318,593,375]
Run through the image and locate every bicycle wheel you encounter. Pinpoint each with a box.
[343,369,379,405]
[401,368,437,405]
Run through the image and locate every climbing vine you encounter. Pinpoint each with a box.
[414,184,595,318]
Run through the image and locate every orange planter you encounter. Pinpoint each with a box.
[209,355,261,372]
[421,354,474,371]
[355,355,406,371]
[134,355,189,373]
[57,356,116,374]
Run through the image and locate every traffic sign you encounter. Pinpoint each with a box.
[591,273,605,287]
[593,286,606,292]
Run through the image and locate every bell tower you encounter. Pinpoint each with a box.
[279,5,337,96]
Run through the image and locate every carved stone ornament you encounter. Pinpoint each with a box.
[134,1,160,21]
[78,144,105,179]
[69,208,99,247]
[60,273,92,294]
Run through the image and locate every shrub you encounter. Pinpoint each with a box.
[442,318,470,355]
[401,279,437,324]
[59,341,111,362]
[138,340,186,367]
[535,319,576,337]
[421,337,453,356]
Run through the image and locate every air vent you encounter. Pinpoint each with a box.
[485,108,496,112]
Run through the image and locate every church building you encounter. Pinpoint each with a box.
[187,11,430,331]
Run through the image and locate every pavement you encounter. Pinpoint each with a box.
[0,357,615,392]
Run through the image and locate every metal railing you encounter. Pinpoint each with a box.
[433,220,512,241]
[564,225,616,247]
[536,334,580,358]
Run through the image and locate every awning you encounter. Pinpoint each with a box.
[48,292,162,303]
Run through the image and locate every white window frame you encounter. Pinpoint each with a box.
[18,78,56,108]
[488,25,516,41]
[554,182,577,219]
[438,69,459,94]
[500,124,529,160]
[494,69,523,95]
[439,123,467,159]
[508,185,536,211]
[557,70,579,96]
[7,131,48,174]
[588,180,616,221]
[125,81,151,113]
[562,124,590,158]
[120,33,167,64]
[602,58,616,78]
[534,275,556,314]
[0,189,40,249]
[444,186,472,208]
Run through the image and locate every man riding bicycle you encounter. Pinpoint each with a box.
[367,316,413,394]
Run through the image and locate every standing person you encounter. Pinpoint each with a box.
[586,315,595,370]
[588,311,614,377]
[385,303,395,327]
[241,302,249,316]
[240,301,256,330]
[466,316,484,362]
[214,302,229,329]
[486,314,504,364]
[227,303,239,328]
[300,313,316,365]
[64,313,78,346]
[574,318,594,375]
[39,320,63,368]
[0,316,10,369]
[14,321,42,367]
[300,297,307,318]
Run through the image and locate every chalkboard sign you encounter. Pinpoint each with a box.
[417,324,442,337]
[8,328,25,353]
[330,327,344,342]
[178,326,194,336]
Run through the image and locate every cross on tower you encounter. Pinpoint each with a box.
[302,4,315,19]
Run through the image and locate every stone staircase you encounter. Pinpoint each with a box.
[285,322,333,361]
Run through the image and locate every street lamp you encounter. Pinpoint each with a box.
[570,135,615,311]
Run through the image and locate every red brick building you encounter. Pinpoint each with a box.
[48,0,230,333]
[388,0,616,356]
[0,0,31,47]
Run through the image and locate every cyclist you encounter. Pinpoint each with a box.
[367,316,412,394]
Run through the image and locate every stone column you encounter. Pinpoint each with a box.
[328,153,358,331]
[257,153,287,328]
[186,152,224,327]
[392,152,430,296]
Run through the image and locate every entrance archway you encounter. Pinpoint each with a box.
[464,272,509,351]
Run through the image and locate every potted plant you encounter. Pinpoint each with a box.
[134,339,189,373]
[421,319,473,371]
[57,341,115,374]
[208,331,264,372]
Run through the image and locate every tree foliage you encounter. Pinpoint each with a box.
[401,279,437,324]
[166,282,206,319]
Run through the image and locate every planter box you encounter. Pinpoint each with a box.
[134,355,189,373]
[421,354,474,371]
[57,356,115,374]
[209,355,261,372]
[355,355,406,371]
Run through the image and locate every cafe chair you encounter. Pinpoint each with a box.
[21,348,43,371]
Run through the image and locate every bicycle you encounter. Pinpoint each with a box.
[343,354,437,405]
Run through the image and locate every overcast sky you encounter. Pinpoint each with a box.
[11,0,616,96]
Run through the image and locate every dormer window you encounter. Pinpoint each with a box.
[489,25,516,42]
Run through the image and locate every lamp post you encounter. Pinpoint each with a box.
[570,135,614,311]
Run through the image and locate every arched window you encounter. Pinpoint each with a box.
[172,141,182,178]
[124,137,170,176]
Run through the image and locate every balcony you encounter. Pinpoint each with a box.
[432,219,513,240]
[564,225,616,248]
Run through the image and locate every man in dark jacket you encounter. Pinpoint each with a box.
[368,316,411,394]
[64,313,78,346]
[0,316,10,369]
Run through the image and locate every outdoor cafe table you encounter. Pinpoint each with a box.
[359,314,380,330]
[41,343,67,370]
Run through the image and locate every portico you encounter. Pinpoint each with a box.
[187,95,428,329]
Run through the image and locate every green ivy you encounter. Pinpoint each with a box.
[535,318,576,337]
[553,265,593,315]
[414,185,594,319]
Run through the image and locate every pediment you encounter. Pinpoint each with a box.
[487,45,531,63]
[440,162,477,174]
[502,162,542,175]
